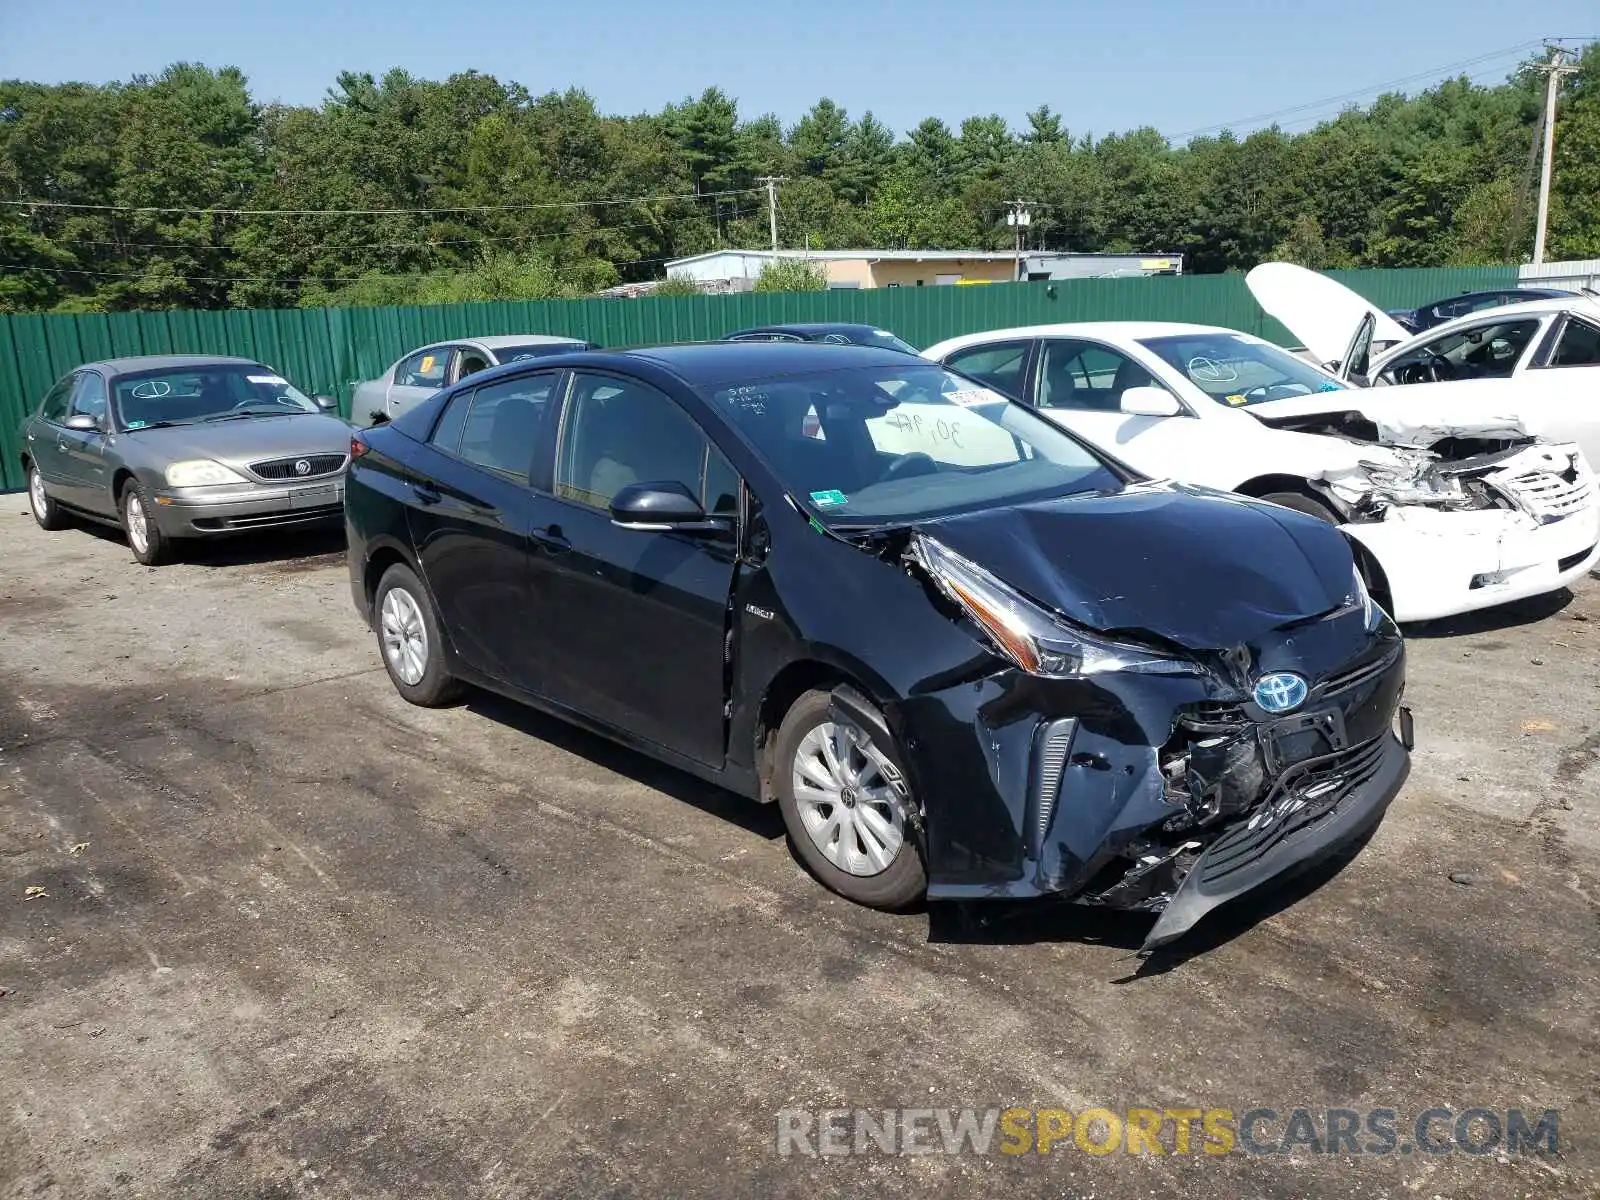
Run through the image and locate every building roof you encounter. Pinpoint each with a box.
[667,248,1021,268]
[667,248,1185,269]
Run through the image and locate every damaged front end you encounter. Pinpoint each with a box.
[893,507,1411,950]
[1254,410,1600,620]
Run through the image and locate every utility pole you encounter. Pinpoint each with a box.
[1532,44,1579,264]
[1005,200,1033,281]
[757,176,785,252]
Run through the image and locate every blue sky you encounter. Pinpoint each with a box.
[2,0,1594,142]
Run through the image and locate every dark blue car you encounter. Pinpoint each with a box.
[342,342,1410,948]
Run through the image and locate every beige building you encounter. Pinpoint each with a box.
[665,249,1183,290]
[666,249,1023,290]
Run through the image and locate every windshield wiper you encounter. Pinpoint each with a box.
[124,419,189,430]
[201,409,282,422]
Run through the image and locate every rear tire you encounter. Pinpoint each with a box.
[1259,490,1341,524]
[374,562,463,707]
[120,480,173,565]
[26,464,69,531]
[775,689,926,909]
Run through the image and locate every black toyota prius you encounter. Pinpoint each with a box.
[345,342,1411,948]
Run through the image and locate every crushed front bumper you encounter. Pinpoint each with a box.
[903,611,1409,948]
[1142,727,1408,949]
[151,478,347,537]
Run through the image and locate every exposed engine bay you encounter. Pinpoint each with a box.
[1255,409,1593,526]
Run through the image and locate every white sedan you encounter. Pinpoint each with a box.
[923,322,1600,623]
[1248,261,1600,468]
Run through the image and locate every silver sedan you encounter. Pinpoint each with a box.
[350,334,595,426]
[20,355,353,565]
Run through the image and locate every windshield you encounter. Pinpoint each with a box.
[820,328,918,355]
[707,362,1125,526]
[114,364,319,428]
[494,342,589,362]
[1138,332,1346,406]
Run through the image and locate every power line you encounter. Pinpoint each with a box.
[1166,40,1544,142]
[0,187,761,218]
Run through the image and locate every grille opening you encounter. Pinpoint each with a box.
[250,453,347,481]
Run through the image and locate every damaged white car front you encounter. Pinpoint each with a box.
[1251,397,1600,621]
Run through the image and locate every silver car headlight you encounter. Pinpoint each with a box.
[910,534,1202,678]
[165,460,250,488]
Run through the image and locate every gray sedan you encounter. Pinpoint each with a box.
[350,334,595,426]
[20,355,352,565]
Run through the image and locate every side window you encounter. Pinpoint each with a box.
[555,374,716,512]
[1037,340,1158,411]
[69,373,108,423]
[396,348,452,389]
[455,374,560,479]
[38,376,74,422]
[943,342,1030,399]
[455,350,493,381]
[1404,319,1541,382]
[429,391,472,454]
[703,444,741,515]
[1550,319,1600,367]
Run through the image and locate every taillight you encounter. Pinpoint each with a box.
[350,436,369,460]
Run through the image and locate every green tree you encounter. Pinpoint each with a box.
[752,258,828,291]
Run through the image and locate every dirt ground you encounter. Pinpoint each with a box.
[1,509,1596,1199]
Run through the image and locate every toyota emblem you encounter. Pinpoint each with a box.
[293,459,313,476]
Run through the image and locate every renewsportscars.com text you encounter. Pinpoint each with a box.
[776,1106,1560,1158]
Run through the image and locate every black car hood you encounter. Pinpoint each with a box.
[917,483,1354,650]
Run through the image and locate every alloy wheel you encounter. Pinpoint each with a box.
[791,720,907,877]
[380,587,429,686]
[28,469,47,521]
[125,494,149,555]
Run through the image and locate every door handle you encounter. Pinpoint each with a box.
[411,482,441,505]
[531,525,571,554]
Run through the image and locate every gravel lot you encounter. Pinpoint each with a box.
[2,510,1597,1199]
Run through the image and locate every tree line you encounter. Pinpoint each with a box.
[1,44,1597,314]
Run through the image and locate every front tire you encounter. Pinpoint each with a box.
[775,689,926,909]
[1259,490,1340,524]
[120,480,173,565]
[27,464,68,531]
[374,562,463,707]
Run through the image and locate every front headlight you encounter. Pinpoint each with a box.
[165,460,249,488]
[910,534,1201,678]
[1351,563,1383,631]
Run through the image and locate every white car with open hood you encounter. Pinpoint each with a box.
[1247,261,1600,469]
[923,322,1600,622]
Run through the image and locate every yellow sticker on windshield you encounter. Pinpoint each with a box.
[1225,393,1248,406]
[419,355,436,373]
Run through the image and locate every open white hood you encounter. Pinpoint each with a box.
[1246,262,1411,370]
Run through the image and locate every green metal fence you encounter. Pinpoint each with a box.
[0,265,1514,493]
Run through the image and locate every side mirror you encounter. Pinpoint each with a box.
[64,413,103,432]
[312,393,338,411]
[610,481,727,534]
[1119,387,1182,418]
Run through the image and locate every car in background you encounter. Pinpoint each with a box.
[1386,287,1578,335]
[351,334,597,426]
[1248,261,1600,468]
[721,323,919,354]
[20,355,351,565]
[345,341,1410,949]
[924,323,1600,622]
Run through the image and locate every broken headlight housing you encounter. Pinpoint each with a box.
[1351,562,1382,631]
[910,534,1202,678]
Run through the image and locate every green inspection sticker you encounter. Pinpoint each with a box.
[810,489,848,508]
